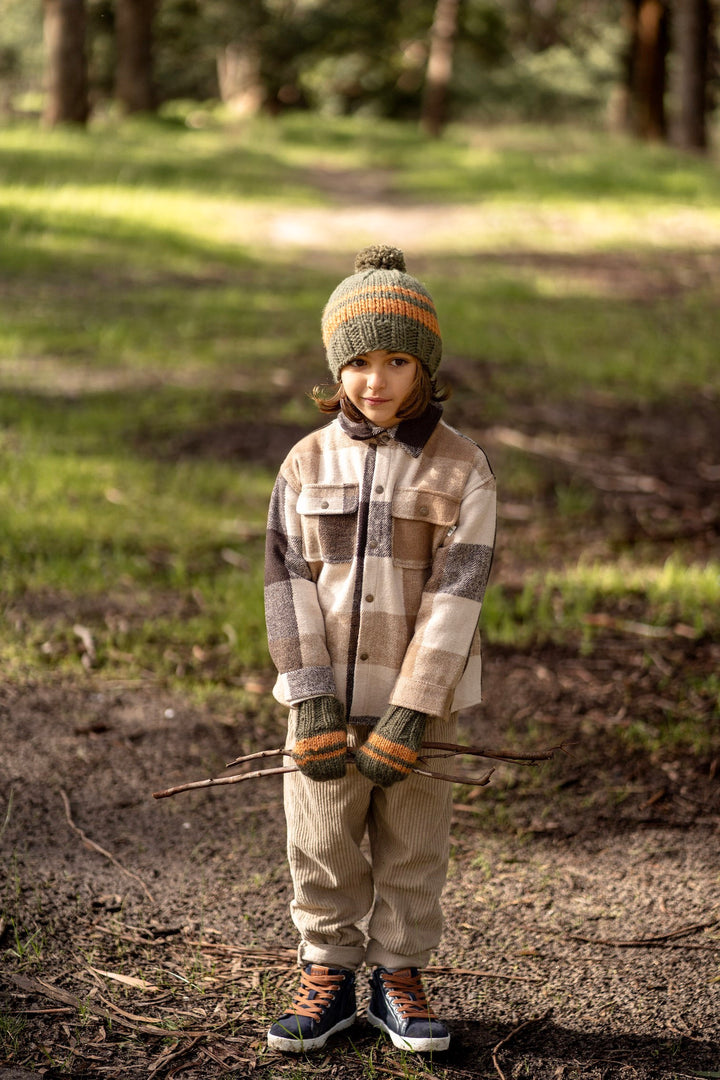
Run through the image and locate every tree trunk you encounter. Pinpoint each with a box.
[670,0,711,149]
[116,0,157,114]
[629,0,669,139]
[519,0,562,52]
[420,0,460,138]
[217,43,264,116]
[42,0,89,127]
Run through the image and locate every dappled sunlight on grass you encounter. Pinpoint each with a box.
[0,446,272,676]
[0,115,718,694]
[484,554,720,647]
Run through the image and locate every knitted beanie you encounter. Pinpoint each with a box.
[321,245,442,381]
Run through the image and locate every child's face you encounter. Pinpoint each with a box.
[340,349,418,428]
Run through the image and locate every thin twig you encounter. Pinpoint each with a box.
[413,763,495,786]
[492,1009,553,1080]
[225,747,288,769]
[155,738,563,800]
[0,786,13,841]
[8,974,174,1039]
[561,918,719,948]
[422,740,565,763]
[147,1035,206,1079]
[60,789,154,903]
[152,765,296,800]
[425,965,542,983]
[152,760,494,799]
[225,740,563,770]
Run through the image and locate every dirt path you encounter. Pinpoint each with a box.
[1,627,719,1079]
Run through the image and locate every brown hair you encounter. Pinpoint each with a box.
[311,361,450,423]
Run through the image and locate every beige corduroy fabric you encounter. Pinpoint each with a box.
[283,711,458,972]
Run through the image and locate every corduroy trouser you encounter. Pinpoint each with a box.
[283,711,457,972]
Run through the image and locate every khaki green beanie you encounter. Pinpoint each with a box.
[321,245,442,381]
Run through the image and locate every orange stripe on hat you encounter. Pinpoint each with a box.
[322,296,440,345]
[324,282,437,320]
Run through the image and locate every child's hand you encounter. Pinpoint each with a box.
[355,706,428,787]
[292,697,348,781]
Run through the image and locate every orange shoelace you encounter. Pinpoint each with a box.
[379,969,437,1020]
[290,968,346,1021]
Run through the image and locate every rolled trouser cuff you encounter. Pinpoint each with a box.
[298,941,365,972]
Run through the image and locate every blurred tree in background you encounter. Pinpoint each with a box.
[671,0,713,147]
[116,0,158,113]
[0,0,716,146]
[41,0,90,125]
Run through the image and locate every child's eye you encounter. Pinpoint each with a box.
[389,355,409,366]
[347,357,366,368]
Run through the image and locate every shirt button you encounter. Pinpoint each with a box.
[359,652,369,661]
[375,485,384,494]
[419,506,429,515]
[320,500,329,509]
[365,594,374,603]
[368,540,378,550]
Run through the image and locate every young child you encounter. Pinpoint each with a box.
[264,245,496,1054]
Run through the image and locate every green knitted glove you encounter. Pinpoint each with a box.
[292,696,347,781]
[354,706,428,787]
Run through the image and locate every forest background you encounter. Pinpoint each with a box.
[1,2,720,1079]
[0,0,717,147]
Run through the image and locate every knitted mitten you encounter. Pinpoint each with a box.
[354,706,428,787]
[292,696,347,781]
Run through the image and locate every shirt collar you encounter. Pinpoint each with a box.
[338,403,442,458]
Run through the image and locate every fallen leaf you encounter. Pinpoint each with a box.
[87,965,161,991]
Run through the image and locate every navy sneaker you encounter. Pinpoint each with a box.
[367,966,450,1052]
[267,964,357,1052]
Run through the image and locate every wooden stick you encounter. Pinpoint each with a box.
[154,738,562,800]
[421,740,564,763]
[224,740,563,771]
[224,747,287,769]
[60,789,155,903]
[8,974,177,1039]
[561,918,719,948]
[153,758,495,800]
[413,763,495,786]
[152,765,296,800]
[492,1009,553,1080]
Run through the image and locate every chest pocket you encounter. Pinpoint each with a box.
[392,488,460,569]
[296,484,359,564]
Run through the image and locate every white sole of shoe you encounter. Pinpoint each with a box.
[366,1008,451,1052]
[267,1011,357,1053]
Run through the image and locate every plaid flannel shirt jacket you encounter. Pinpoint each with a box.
[264,404,496,724]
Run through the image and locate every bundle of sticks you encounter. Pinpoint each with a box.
[152,741,565,800]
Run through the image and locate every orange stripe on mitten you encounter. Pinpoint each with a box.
[355,706,428,787]
[292,697,347,781]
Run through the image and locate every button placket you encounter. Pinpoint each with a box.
[355,448,388,674]
[367,448,390,557]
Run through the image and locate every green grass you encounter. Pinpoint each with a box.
[0,112,718,688]
[0,1012,27,1058]
[484,555,720,647]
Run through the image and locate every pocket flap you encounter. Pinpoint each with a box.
[392,488,459,527]
[296,484,359,516]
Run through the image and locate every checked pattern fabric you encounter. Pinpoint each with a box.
[264,406,496,725]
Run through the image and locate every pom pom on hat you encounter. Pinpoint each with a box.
[322,245,442,381]
[354,245,407,273]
